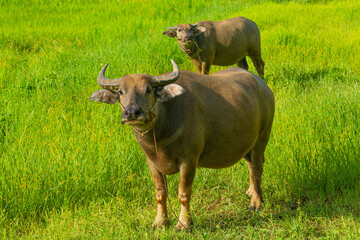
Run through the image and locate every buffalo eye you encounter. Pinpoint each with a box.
[178,29,182,32]
[118,89,124,95]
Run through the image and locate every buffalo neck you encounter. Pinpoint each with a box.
[133,98,185,146]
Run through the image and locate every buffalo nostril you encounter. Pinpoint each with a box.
[135,110,142,117]
[123,105,142,119]
[184,36,192,41]
[123,110,130,117]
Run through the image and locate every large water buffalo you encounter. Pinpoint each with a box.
[163,17,265,77]
[89,60,274,231]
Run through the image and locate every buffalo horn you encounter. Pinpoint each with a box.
[97,63,123,90]
[150,59,180,87]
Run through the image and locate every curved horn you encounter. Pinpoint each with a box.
[191,24,198,28]
[150,59,180,87]
[166,26,177,30]
[97,63,123,90]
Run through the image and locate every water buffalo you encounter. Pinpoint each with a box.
[163,17,265,77]
[89,60,274,231]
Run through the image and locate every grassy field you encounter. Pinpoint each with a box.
[1,0,360,238]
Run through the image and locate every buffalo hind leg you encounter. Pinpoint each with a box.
[175,163,196,231]
[243,150,253,198]
[237,57,249,70]
[244,142,266,211]
[146,158,169,228]
[249,51,265,78]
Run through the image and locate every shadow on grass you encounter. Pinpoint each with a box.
[269,0,332,4]
[190,184,359,238]
[267,66,350,87]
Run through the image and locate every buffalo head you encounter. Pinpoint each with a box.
[89,60,185,126]
[163,24,206,48]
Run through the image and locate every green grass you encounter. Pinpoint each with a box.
[1,0,360,238]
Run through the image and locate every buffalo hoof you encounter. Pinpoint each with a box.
[248,191,262,211]
[151,220,170,229]
[174,219,192,231]
[249,205,261,212]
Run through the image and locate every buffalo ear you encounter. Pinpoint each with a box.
[163,30,177,38]
[194,26,206,36]
[89,89,120,104]
[156,84,185,102]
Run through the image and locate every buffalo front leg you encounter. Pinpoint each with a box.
[200,61,211,75]
[192,60,202,74]
[191,58,211,75]
[175,163,196,231]
[146,158,169,228]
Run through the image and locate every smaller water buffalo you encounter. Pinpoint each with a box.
[89,60,274,231]
[163,17,265,77]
